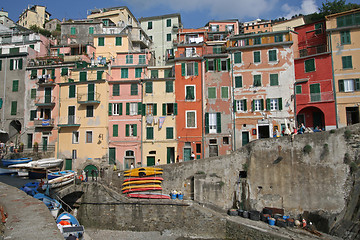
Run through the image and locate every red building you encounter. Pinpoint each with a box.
[174,29,206,161]
[294,21,336,130]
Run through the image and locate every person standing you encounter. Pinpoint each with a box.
[130,163,135,169]
[85,170,89,182]
[91,169,95,181]
[156,159,160,165]
[191,152,195,160]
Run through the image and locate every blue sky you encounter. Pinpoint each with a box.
[1,0,359,28]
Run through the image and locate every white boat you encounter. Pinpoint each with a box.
[42,171,76,189]
[44,178,74,189]
[8,158,63,169]
[0,167,17,175]
[17,169,29,177]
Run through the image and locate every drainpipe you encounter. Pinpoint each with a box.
[56,80,61,159]
[2,57,7,130]
[329,30,339,128]
[230,51,236,151]
[201,54,205,159]
[140,78,143,167]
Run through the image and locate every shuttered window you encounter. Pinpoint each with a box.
[221,87,228,99]
[342,56,353,69]
[11,101,17,115]
[139,55,146,64]
[113,124,118,137]
[208,87,216,99]
[166,19,171,27]
[79,72,87,82]
[97,71,103,80]
[269,50,277,62]
[270,74,279,86]
[71,27,76,34]
[12,80,19,92]
[31,89,36,99]
[135,68,142,78]
[254,51,260,63]
[121,68,128,78]
[115,37,122,46]
[131,84,138,95]
[146,127,154,140]
[113,84,120,96]
[61,68,68,76]
[296,85,302,94]
[166,127,174,139]
[234,52,242,64]
[305,59,315,72]
[340,31,351,45]
[166,81,173,93]
[253,75,261,87]
[98,37,104,46]
[89,27,94,34]
[126,55,133,64]
[145,82,153,93]
[69,85,76,98]
[30,110,37,121]
[235,76,242,88]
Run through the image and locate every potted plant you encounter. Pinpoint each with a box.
[33,142,38,152]
[19,143,24,152]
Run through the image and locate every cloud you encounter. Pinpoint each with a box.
[282,0,318,19]
[126,0,279,20]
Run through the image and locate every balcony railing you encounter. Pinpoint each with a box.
[35,96,56,107]
[175,49,203,58]
[37,75,56,86]
[203,46,227,55]
[77,92,101,104]
[296,91,334,104]
[34,118,55,128]
[58,116,81,127]
[297,45,328,58]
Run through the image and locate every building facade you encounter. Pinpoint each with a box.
[18,5,50,29]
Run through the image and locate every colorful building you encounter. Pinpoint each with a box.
[326,9,360,127]
[17,5,50,29]
[243,19,272,34]
[294,21,336,130]
[228,30,298,148]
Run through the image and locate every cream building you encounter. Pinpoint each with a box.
[18,5,50,29]
[272,16,305,32]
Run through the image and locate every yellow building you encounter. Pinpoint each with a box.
[18,5,50,29]
[56,62,109,172]
[327,9,360,127]
[142,66,177,166]
[94,34,129,61]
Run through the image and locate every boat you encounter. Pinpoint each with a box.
[122,180,162,186]
[8,158,63,169]
[123,176,164,182]
[124,167,163,173]
[28,168,47,179]
[56,212,84,239]
[122,186,163,194]
[0,167,18,175]
[127,193,170,199]
[124,170,163,177]
[1,157,32,167]
[17,169,29,177]
[20,182,40,196]
[48,170,75,180]
[42,175,75,190]
[33,193,62,218]
[121,184,162,191]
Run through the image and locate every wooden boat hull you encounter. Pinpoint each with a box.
[122,180,162,186]
[122,187,162,194]
[128,193,170,199]
[124,171,163,177]
[123,177,164,182]
[122,184,162,191]
[124,167,163,173]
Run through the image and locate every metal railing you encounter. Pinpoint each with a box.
[58,116,81,126]
[297,45,328,58]
[77,92,101,103]
[34,118,55,127]
[35,96,56,105]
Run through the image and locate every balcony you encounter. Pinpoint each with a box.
[34,119,55,128]
[130,30,151,48]
[58,116,81,127]
[35,96,56,107]
[77,92,101,105]
[37,75,56,86]
[175,49,202,59]
[173,36,204,46]
[297,91,334,104]
[203,46,227,56]
[297,45,329,58]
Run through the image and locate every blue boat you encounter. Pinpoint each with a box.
[0,167,18,175]
[48,170,75,180]
[20,182,40,196]
[56,212,84,239]
[34,193,62,218]
[1,158,32,167]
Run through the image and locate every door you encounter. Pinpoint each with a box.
[209,145,218,157]
[88,84,95,101]
[65,159,72,170]
[45,88,51,103]
[42,137,48,152]
[297,114,305,126]
[184,148,191,161]
[147,156,155,166]
[258,125,270,138]
[167,147,175,164]
[68,106,75,124]
[84,165,98,178]
[27,134,33,149]
[313,112,323,129]
[242,132,249,146]
[109,148,116,165]
[346,107,360,125]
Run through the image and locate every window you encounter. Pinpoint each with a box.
[206,113,221,134]
[208,87,216,99]
[305,59,315,72]
[338,79,360,92]
[135,68,142,78]
[166,19,171,27]
[235,76,243,88]
[267,98,282,111]
[211,25,219,32]
[269,50,277,62]
[130,84,138,95]
[113,124,118,137]
[220,59,228,71]
[254,51,260,63]
[80,72,87,81]
[69,85,76,98]
[166,81,173,93]
[148,21,152,30]
[126,55,133,64]
[337,13,360,28]
[315,23,323,34]
[164,69,173,78]
[234,52,242,64]
[275,34,283,42]
[236,99,247,112]
[71,27,76,35]
[61,67,68,76]
[72,150,77,160]
[126,102,139,115]
[98,37,104,46]
[270,74,279,86]
[31,89,36,99]
[125,124,137,137]
[113,84,120,96]
[0,60,2,71]
[296,85,302,94]
[342,56,353,69]
[221,87,229,99]
[254,37,261,45]
[181,62,198,76]
[89,27,94,34]
[86,131,92,143]
[30,110,37,120]
[145,103,157,115]
[186,111,196,128]
[151,70,158,78]
[226,24,234,32]
[252,99,264,111]
[207,59,215,71]
[86,106,94,117]
[340,31,351,45]
[11,80,19,92]
[116,37,122,46]
[185,85,195,101]
[11,101,17,115]
[253,75,261,87]
[139,55,146,64]
[112,103,122,115]
[146,127,154,139]
[145,82,153,93]
[213,46,222,54]
[9,59,23,70]
[162,103,177,115]
[72,131,79,144]
[166,34,171,42]
[121,68,128,78]
[166,127,174,139]
[0,98,2,109]
[310,83,321,102]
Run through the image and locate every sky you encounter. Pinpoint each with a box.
[1,0,359,28]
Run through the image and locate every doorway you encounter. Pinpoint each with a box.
[68,106,75,124]
[258,125,270,138]
[167,147,175,164]
[346,107,359,126]
[184,148,191,161]
[109,148,116,165]
[242,132,249,146]
[313,112,323,129]
[65,159,72,170]
[42,136,48,151]
[147,156,155,166]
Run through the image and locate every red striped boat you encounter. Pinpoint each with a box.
[122,187,162,194]
[123,176,164,182]
[128,193,170,199]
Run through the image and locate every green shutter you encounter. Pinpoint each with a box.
[10,59,13,70]
[278,98,283,110]
[153,104,157,116]
[142,104,146,116]
[125,124,130,137]
[138,102,142,115]
[18,59,23,69]
[119,103,123,115]
[243,99,247,111]
[234,52,242,63]
[30,110,37,121]
[254,52,260,63]
[166,81,173,93]
[269,50,277,62]
[194,62,198,76]
[145,82,153,93]
[98,37,104,46]
[147,127,154,139]
[227,58,230,71]
[113,125,118,137]
[116,37,122,46]
[260,99,264,110]
[51,69,55,79]
[355,79,360,91]
[206,59,209,72]
[61,68,68,76]
[162,103,167,116]
[217,59,221,72]
[266,99,270,111]
[166,127,173,139]
[233,101,237,112]
[12,80,19,92]
[80,72,87,81]
[338,80,344,92]
[133,124,137,136]
[31,89,36,99]
[69,85,75,98]
[11,101,17,115]
[174,103,178,115]
[113,84,120,96]
[216,113,221,133]
[270,74,279,86]
[108,103,112,116]
[205,113,209,134]
[0,60,2,71]
[97,71,104,80]
[181,63,185,76]
[235,76,242,88]
[342,56,352,69]
[126,103,130,115]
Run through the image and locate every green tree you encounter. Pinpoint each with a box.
[319,0,360,16]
